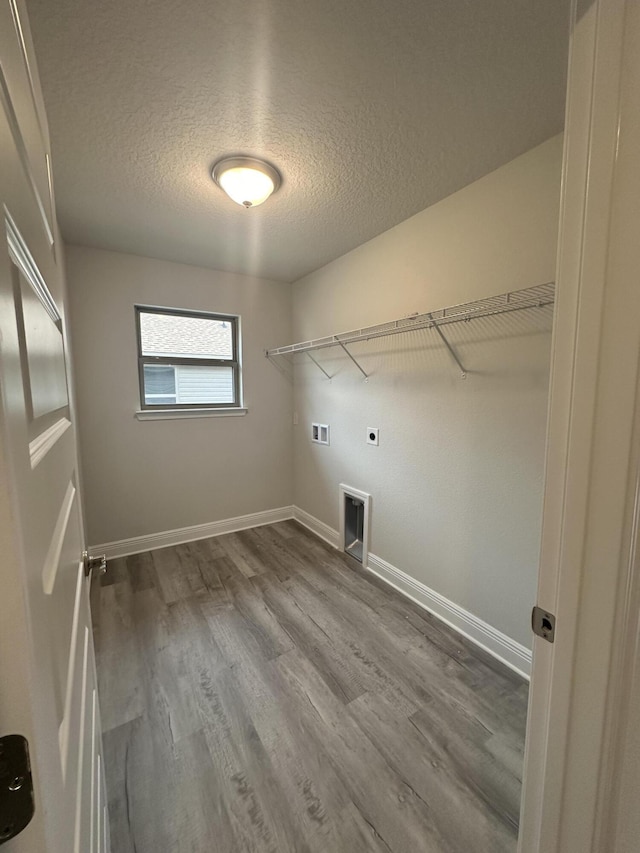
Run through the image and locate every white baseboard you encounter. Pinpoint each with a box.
[92,506,295,559]
[292,506,341,549]
[366,553,532,680]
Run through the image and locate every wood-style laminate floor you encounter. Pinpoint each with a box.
[92,520,528,853]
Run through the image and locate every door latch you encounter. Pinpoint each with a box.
[532,606,556,643]
[83,550,107,578]
[0,735,34,844]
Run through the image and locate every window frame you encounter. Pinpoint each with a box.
[135,305,242,411]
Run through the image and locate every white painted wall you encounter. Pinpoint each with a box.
[290,135,562,648]
[66,246,293,546]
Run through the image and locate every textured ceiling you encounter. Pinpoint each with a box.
[27,0,569,283]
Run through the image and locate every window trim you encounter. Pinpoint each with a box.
[135,305,242,410]
[135,407,248,421]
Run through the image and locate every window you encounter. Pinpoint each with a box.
[135,306,241,409]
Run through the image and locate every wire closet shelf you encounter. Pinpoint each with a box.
[266,281,555,380]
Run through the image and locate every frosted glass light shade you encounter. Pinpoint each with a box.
[219,167,274,207]
[212,157,281,208]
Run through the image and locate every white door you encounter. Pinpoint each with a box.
[0,1,107,851]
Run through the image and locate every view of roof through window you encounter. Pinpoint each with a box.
[139,311,233,359]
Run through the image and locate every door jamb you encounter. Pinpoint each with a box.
[519,0,640,849]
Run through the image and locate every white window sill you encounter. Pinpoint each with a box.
[135,407,248,421]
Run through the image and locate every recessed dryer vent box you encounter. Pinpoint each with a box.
[312,423,330,445]
[339,484,371,566]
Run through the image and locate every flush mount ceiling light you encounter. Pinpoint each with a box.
[212,156,281,209]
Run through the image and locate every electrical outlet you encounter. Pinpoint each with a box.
[293,411,299,425]
[366,427,379,446]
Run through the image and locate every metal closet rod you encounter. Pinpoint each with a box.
[265,281,555,379]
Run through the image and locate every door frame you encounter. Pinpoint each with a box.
[519,0,640,849]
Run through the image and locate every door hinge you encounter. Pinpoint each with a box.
[0,735,34,844]
[532,606,556,643]
[83,550,107,578]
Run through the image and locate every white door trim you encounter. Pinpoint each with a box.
[519,0,640,850]
[595,386,640,851]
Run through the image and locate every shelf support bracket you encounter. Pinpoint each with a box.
[428,315,467,378]
[306,351,332,379]
[337,340,368,379]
